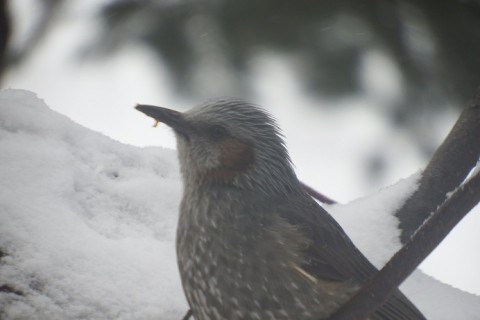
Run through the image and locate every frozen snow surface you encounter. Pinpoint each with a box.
[0,89,479,319]
[0,90,185,319]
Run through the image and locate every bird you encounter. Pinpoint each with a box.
[135,99,426,320]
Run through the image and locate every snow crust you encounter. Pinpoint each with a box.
[0,90,185,319]
[0,89,479,319]
[328,174,420,268]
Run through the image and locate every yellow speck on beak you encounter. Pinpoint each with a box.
[153,120,160,128]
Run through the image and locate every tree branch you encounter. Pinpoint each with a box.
[0,0,10,81]
[181,309,193,320]
[328,167,480,320]
[301,182,336,204]
[395,87,480,242]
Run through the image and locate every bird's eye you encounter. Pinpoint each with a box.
[209,125,228,140]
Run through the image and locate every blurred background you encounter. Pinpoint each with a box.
[1,0,480,295]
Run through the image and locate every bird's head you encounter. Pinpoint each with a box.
[136,99,300,196]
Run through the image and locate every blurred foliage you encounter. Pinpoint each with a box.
[1,0,478,186]
[94,0,480,117]
[3,0,480,158]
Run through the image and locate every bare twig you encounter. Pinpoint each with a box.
[395,87,480,243]
[300,182,336,204]
[328,170,480,320]
[181,309,193,320]
[0,0,10,80]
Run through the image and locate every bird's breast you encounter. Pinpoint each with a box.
[175,189,347,319]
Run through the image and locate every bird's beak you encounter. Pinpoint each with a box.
[135,104,193,139]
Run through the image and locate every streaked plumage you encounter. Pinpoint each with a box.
[136,99,426,320]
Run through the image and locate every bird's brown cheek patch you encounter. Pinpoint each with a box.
[201,139,255,184]
[219,139,255,171]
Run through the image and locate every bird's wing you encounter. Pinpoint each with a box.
[275,193,426,320]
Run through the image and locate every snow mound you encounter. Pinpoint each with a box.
[328,174,420,268]
[0,89,478,319]
[0,90,186,319]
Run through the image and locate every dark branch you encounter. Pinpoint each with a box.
[181,309,193,320]
[0,0,10,80]
[328,170,480,320]
[395,86,480,243]
[301,182,336,204]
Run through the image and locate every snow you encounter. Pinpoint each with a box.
[0,89,479,319]
[327,173,421,267]
[0,90,185,319]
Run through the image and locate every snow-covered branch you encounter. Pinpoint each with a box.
[329,169,480,320]
[395,86,480,243]
[328,86,480,320]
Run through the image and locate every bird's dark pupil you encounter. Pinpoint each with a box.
[211,125,227,139]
